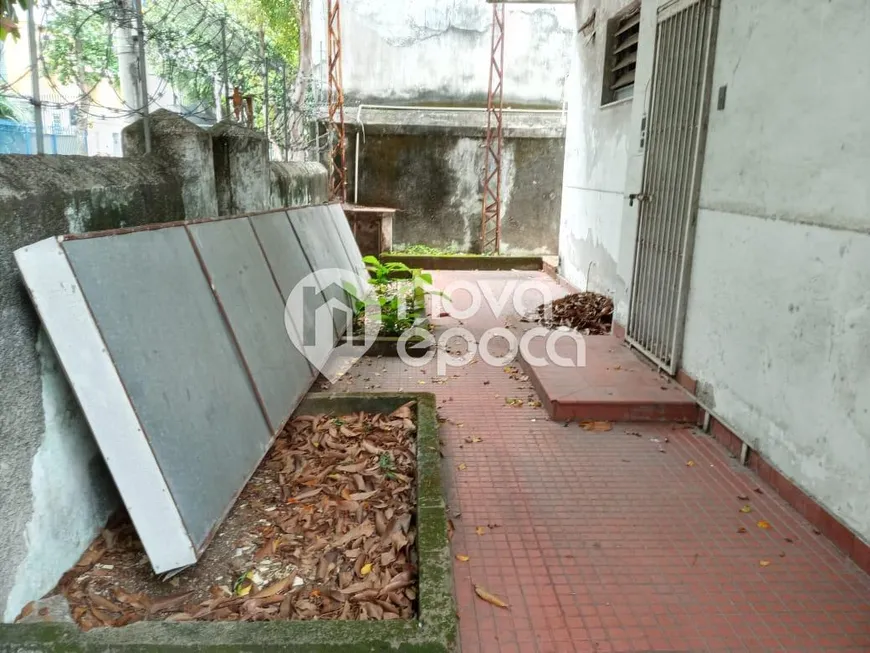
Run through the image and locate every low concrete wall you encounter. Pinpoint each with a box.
[269,161,328,209]
[348,110,565,255]
[0,154,186,622]
[212,122,270,216]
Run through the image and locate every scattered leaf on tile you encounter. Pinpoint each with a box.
[757,520,771,530]
[474,585,509,609]
[784,537,794,544]
[457,463,467,471]
[580,421,612,432]
[737,527,748,534]
[737,494,749,501]
[464,437,483,444]
[739,505,752,513]
[475,526,486,536]
[753,488,764,495]
[686,460,696,467]
[505,398,524,407]
[759,560,771,567]
[455,555,470,562]
[812,528,821,535]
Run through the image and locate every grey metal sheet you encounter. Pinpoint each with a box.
[14,238,197,573]
[326,203,370,282]
[188,218,315,432]
[287,206,356,340]
[249,210,322,348]
[63,227,271,551]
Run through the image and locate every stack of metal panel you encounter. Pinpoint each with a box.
[14,203,366,574]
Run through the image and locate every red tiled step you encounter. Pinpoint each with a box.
[520,334,699,422]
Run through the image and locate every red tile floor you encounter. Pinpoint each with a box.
[321,271,870,652]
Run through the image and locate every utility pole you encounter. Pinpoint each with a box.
[282,60,289,161]
[132,0,150,152]
[260,28,269,143]
[26,0,44,153]
[220,16,230,120]
[115,0,140,123]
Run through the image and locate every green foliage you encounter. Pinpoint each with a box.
[392,243,464,256]
[1,0,28,41]
[0,95,21,121]
[41,1,118,91]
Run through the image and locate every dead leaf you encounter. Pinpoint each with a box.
[457,463,467,471]
[455,554,470,562]
[739,505,753,513]
[148,592,194,615]
[474,585,509,609]
[360,563,373,576]
[757,520,771,530]
[737,527,748,534]
[253,575,295,599]
[737,494,750,501]
[686,460,696,467]
[475,526,486,536]
[580,421,612,432]
[759,560,771,567]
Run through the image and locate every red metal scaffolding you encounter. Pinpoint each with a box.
[480,2,506,254]
[327,0,347,202]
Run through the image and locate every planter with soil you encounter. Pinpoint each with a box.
[1,393,455,653]
[382,253,543,272]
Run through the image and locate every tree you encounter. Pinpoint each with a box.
[1,0,28,41]
[41,0,118,153]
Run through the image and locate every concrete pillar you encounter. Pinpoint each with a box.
[122,109,218,219]
[210,121,270,216]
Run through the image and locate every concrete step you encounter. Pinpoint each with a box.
[519,334,699,422]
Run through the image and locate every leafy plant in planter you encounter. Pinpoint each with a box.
[345,256,442,338]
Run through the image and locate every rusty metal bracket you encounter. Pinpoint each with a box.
[480,2,505,254]
[327,0,348,202]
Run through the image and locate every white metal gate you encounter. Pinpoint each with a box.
[626,0,719,373]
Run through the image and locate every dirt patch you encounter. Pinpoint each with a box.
[526,292,613,335]
[24,403,419,630]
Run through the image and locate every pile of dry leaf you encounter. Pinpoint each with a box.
[25,403,419,629]
[526,292,613,335]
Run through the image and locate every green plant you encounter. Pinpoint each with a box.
[342,256,445,338]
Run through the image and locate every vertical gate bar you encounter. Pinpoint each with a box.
[645,15,681,359]
[652,5,692,365]
[670,0,719,364]
[633,18,672,349]
[663,2,703,366]
[629,19,669,348]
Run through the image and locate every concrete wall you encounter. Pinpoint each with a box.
[270,161,328,209]
[349,111,565,254]
[311,0,575,107]
[0,155,185,622]
[212,122,270,216]
[558,0,870,543]
[558,0,636,315]
[679,0,870,542]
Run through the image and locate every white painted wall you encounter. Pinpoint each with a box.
[311,0,575,106]
[558,0,637,320]
[680,0,870,541]
[560,0,870,542]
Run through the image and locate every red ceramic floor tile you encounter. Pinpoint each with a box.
[314,271,870,653]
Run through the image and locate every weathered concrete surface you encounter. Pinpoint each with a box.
[269,161,328,209]
[311,0,575,107]
[211,122,270,216]
[123,109,219,219]
[349,113,564,255]
[0,154,185,622]
[558,0,634,320]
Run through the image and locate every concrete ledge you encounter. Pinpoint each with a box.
[381,254,543,271]
[0,393,455,653]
